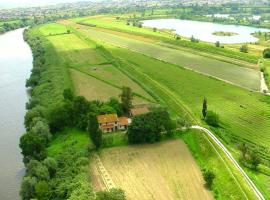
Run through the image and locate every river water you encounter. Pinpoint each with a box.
[0,28,32,200]
[142,19,270,44]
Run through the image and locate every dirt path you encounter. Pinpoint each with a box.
[191,126,265,200]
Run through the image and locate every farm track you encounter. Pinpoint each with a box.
[192,126,265,200]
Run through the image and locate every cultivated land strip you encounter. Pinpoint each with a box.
[78,26,261,91]
[192,126,265,200]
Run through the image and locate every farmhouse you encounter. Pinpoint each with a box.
[97,114,131,133]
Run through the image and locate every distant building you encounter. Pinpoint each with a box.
[97,114,131,133]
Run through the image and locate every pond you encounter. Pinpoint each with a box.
[0,28,32,200]
[142,19,269,44]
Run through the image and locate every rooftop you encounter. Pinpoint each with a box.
[97,114,119,124]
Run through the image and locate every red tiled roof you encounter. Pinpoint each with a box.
[101,124,114,129]
[119,117,129,126]
[97,114,118,124]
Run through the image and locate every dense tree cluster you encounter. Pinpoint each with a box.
[238,143,261,170]
[128,108,174,144]
[263,48,270,58]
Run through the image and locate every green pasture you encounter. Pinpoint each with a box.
[47,33,106,67]
[39,23,68,36]
[70,69,149,104]
[79,27,261,91]
[47,128,92,157]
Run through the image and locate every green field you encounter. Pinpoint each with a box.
[77,26,261,91]
[47,128,92,157]
[39,23,68,36]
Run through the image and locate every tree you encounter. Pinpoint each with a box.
[43,157,57,177]
[128,109,174,144]
[88,113,102,149]
[238,143,248,159]
[20,133,46,163]
[35,181,49,200]
[120,87,133,115]
[153,27,157,32]
[240,44,248,53]
[107,97,123,116]
[96,188,126,200]
[24,106,45,131]
[248,151,260,170]
[26,160,50,181]
[263,48,270,58]
[30,120,52,143]
[215,41,220,47]
[205,111,219,127]
[202,169,215,189]
[63,88,74,101]
[202,97,207,119]
[20,176,37,200]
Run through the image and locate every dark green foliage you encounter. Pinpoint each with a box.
[49,102,73,132]
[248,151,261,170]
[128,109,174,144]
[43,157,57,177]
[202,97,207,119]
[215,41,220,47]
[20,133,46,163]
[205,111,219,127]
[107,97,123,116]
[35,181,50,200]
[240,44,248,53]
[63,88,74,101]
[263,48,270,58]
[30,120,52,143]
[202,169,215,189]
[26,159,50,181]
[72,96,91,130]
[88,113,102,149]
[20,176,37,200]
[24,106,45,131]
[120,86,133,114]
[96,188,126,200]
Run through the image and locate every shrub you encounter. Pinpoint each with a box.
[205,111,220,127]
[202,169,215,189]
[263,48,270,58]
[240,44,248,53]
[96,188,126,200]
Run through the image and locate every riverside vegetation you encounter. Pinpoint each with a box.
[18,9,270,200]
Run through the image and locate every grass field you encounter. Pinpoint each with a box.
[70,69,149,104]
[92,140,213,200]
[37,24,154,104]
[47,128,92,157]
[76,25,261,91]
[39,23,68,36]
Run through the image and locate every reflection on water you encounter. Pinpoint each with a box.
[0,28,32,200]
[142,19,270,44]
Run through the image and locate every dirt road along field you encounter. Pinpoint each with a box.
[91,140,213,200]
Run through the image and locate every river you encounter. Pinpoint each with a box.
[0,28,32,200]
